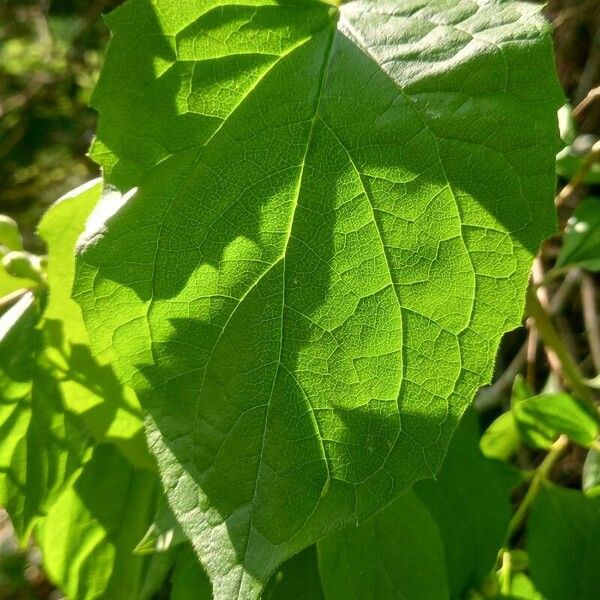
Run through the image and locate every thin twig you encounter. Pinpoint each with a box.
[0,288,31,313]
[575,26,600,105]
[526,327,538,390]
[477,342,528,411]
[556,140,600,208]
[526,287,596,408]
[581,273,600,374]
[505,435,569,544]
[532,258,562,379]
[573,85,600,119]
[550,268,582,313]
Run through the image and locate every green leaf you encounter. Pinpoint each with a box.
[318,412,518,600]
[557,197,600,271]
[413,412,518,598]
[480,411,520,461]
[0,215,24,252]
[512,375,534,404]
[74,1,561,596]
[318,489,448,600]
[169,545,327,600]
[264,547,325,600]
[527,484,600,600]
[2,251,44,284]
[136,494,187,555]
[38,179,153,470]
[0,294,87,539]
[170,547,213,600]
[505,573,544,600]
[513,392,600,449]
[0,214,37,298]
[37,444,160,600]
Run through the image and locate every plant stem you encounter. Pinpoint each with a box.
[505,434,569,544]
[526,286,596,408]
[581,273,600,374]
[555,140,600,207]
[500,551,512,595]
[572,85,600,119]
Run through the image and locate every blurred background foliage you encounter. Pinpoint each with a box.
[0,0,123,254]
[0,0,600,598]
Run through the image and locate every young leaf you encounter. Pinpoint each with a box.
[37,444,160,600]
[513,392,600,449]
[0,214,37,298]
[0,215,23,252]
[557,197,600,272]
[527,484,600,600]
[136,494,187,555]
[480,411,520,462]
[74,1,561,596]
[318,412,518,600]
[504,573,544,600]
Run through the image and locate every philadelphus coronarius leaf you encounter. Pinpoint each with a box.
[74,1,561,598]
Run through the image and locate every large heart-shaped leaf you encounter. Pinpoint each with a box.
[74,1,561,597]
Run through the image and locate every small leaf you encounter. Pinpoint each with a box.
[557,197,600,272]
[508,549,529,572]
[513,392,600,449]
[136,494,187,555]
[0,215,24,252]
[170,547,213,600]
[2,251,44,283]
[480,411,520,461]
[512,375,534,404]
[505,573,544,600]
[527,484,600,600]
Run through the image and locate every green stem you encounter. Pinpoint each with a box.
[500,551,512,595]
[505,434,569,544]
[526,286,596,408]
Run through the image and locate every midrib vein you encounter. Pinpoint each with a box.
[235,22,339,598]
